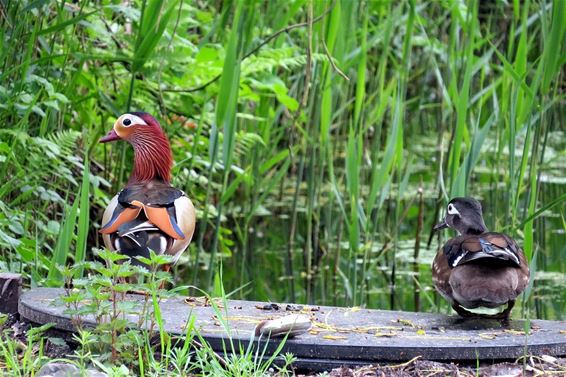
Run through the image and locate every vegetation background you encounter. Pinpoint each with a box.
[0,0,564,324]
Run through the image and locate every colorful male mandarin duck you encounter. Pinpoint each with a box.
[99,112,196,270]
[432,197,529,320]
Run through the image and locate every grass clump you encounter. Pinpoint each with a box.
[1,251,294,376]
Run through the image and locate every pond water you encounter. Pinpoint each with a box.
[183,188,564,321]
[182,132,565,321]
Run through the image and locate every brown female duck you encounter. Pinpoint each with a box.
[432,197,530,320]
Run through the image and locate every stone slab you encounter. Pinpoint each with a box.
[19,288,566,365]
[0,273,22,315]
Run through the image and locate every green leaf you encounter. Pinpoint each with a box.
[132,0,180,72]
[540,0,566,93]
[47,196,79,286]
[38,10,98,36]
[74,158,90,278]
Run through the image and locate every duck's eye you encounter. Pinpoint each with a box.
[447,204,459,215]
[123,118,132,126]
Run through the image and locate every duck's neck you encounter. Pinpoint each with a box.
[129,130,172,184]
[459,220,488,236]
[462,225,487,235]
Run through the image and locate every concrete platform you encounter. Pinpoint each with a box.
[19,288,566,368]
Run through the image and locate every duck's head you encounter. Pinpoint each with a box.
[100,112,172,183]
[433,197,488,235]
[100,112,164,144]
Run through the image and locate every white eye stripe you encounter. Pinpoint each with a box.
[120,114,148,127]
[447,204,460,215]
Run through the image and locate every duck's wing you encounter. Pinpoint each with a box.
[167,195,196,263]
[101,184,187,239]
[444,233,522,268]
[101,194,119,251]
[100,182,196,264]
[432,248,454,302]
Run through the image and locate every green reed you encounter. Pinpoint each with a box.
[0,1,564,320]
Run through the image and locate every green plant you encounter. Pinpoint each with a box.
[0,323,53,376]
[0,0,564,349]
[56,253,294,376]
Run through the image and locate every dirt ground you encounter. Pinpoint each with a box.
[2,314,565,376]
[318,357,566,376]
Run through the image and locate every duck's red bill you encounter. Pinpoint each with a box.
[99,129,121,143]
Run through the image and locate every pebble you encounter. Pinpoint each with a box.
[37,362,108,377]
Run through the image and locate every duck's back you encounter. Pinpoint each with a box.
[443,232,523,268]
[118,181,184,206]
[433,232,530,309]
[101,180,196,265]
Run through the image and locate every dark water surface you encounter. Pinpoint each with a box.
[182,134,565,321]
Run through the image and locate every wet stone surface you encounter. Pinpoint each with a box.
[19,288,566,367]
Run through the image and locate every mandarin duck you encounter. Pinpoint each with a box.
[432,197,530,320]
[99,112,196,271]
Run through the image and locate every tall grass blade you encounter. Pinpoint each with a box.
[208,1,248,287]
[74,157,90,278]
[47,196,79,286]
